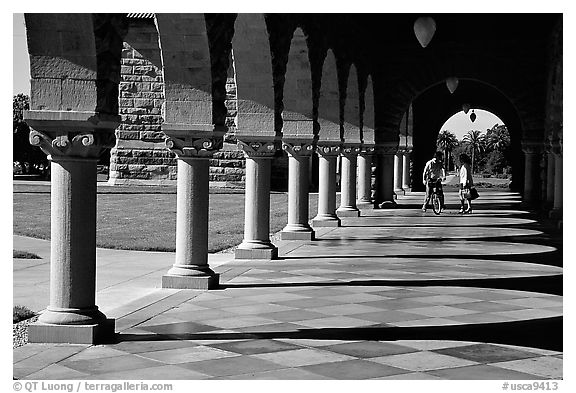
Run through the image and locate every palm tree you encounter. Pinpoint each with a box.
[462,130,485,174]
[485,124,510,152]
[436,130,458,171]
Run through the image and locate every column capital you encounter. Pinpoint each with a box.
[30,130,115,160]
[521,141,544,155]
[359,146,375,155]
[25,110,120,160]
[550,139,563,156]
[237,140,280,158]
[282,141,315,157]
[165,135,223,158]
[316,143,342,157]
[375,143,399,155]
[341,145,362,157]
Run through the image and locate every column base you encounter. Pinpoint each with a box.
[281,230,315,241]
[28,319,115,345]
[235,247,278,260]
[357,198,372,206]
[162,273,220,290]
[394,188,405,197]
[374,201,397,209]
[336,208,360,217]
[312,216,341,227]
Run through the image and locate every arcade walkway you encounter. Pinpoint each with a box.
[13,190,563,380]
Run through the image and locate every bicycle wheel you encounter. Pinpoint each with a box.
[431,193,441,215]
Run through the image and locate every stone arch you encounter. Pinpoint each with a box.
[376,48,546,144]
[317,49,340,144]
[411,78,525,191]
[360,74,375,146]
[25,13,127,116]
[282,27,314,135]
[232,13,276,138]
[155,14,213,129]
[341,63,361,146]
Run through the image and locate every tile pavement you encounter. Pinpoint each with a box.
[13,190,563,380]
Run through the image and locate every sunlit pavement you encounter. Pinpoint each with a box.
[13,190,563,380]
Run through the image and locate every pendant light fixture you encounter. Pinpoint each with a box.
[462,103,471,114]
[446,77,459,94]
[470,109,477,123]
[414,17,436,48]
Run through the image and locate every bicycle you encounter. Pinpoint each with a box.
[428,179,444,215]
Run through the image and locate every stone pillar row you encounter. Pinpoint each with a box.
[393,150,404,197]
[312,145,342,227]
[235,140,279,260]
[357,148,374,205]
[550,138,562,220]
[337,146,361,217]
[281,142,315,240]
[161,132,223,290]
[26,112,119,344]
[522,142,543,205]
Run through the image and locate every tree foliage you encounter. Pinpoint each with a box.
[456,124,511,175]
[13,94,48,175]
[436,130,459,170]
[462,130,485,174]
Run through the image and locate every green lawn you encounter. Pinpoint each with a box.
[14,190,321,253]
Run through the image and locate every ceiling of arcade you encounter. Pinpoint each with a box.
[24,13,562,148]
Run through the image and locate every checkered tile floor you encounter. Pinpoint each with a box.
[14,191,562,380]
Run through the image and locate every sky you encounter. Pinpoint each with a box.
[441,109,504,141]
[13,13,30,96]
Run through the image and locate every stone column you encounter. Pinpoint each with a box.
[25,113,118,344]
[402,149,411,191]
[550,139,563,219]
[393,150,404,197]
[337,147,361,217]
[374,144,397,208]
[235,141,278,259]
[312,145,341,227]
[281,142,315,240]
[545,144,556,206]
[161,135,222,289]
[521,142,542,205]
[357,148,374,204]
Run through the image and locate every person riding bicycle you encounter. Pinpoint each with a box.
[422,151,446,212]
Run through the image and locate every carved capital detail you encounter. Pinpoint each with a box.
[521,141,544,155]
[29,129,115,159]
[359,145,375,155]
[550,139,562,156]
[282,142,315,157]
[165,135,223,158]
[341,145,362,157]
[237,140,279,158]
[316,144,342,157]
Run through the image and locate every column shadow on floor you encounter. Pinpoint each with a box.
[219,275,562,295]
[115,316,562,352]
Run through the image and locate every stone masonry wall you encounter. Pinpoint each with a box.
[108,17,246,186]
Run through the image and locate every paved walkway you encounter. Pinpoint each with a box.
[13,190,563,380]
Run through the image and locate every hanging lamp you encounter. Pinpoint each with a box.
[446,77,459,94]
[470,109,477,123]
[413,17,436,48]
[462,103,471,114]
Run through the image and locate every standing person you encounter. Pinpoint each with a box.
[422,151,446,212]
[458,153,474,214]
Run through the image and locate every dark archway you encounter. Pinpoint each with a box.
[411,79,523,192]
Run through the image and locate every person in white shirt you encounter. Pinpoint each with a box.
[422,151,446,212]
[458,153,474,213]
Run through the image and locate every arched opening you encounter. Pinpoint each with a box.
[440,109,509,178]
[411,79,524,192]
